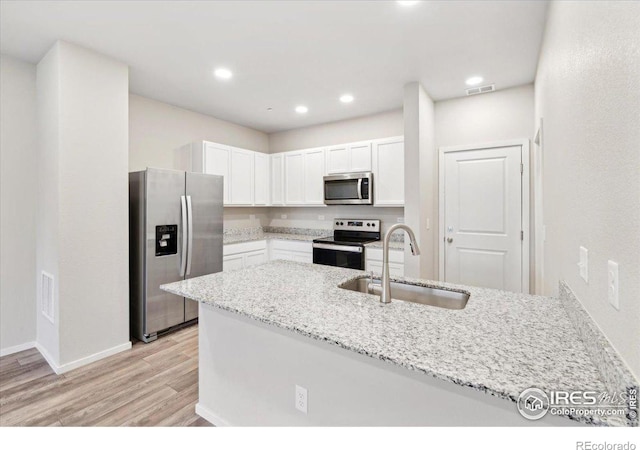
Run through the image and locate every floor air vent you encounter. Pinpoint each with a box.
[41,271,55,323]
[466,84,495,96]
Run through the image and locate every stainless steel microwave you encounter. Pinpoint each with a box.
[323,172,373,205]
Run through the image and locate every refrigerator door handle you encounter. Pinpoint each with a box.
[186,195,194,276]
[180,195,188,276]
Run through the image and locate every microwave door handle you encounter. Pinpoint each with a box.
[357,178,363,200]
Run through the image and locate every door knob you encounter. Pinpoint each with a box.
[447,237,453,243]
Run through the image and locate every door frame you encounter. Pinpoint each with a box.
[438,139,530,294]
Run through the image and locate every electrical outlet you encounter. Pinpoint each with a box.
[281,214,287,219]
[295,385,308,414]
[608,260,619,310]
[249,214,255,221]
[578,246,588,283]
[318,215,325,221]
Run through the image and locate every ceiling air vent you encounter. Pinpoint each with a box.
[466,84,495,96]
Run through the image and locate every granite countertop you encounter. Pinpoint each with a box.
[161,260,628,426]
[223,232,322,245]
[223,228,404,250]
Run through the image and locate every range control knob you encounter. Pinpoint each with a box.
[336,221,339,225]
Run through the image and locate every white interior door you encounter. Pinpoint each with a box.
[442,145,524,292]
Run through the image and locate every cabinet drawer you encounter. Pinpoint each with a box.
[223,240,267,256]
[365,247,404,264]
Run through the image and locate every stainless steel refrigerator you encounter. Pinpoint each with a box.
[129,168,223,343]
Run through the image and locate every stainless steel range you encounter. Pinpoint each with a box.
[312,219,381,270]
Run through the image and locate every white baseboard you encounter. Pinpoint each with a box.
[35,341,132,374]
[0,341,36,357]
[195,403,230,426]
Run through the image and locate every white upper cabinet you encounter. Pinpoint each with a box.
[326,142,371,174]
[253,152,269,206]
[326,145,349,174]
[303,148,326,205]
[349,142,372,172]
[204,142,231,204]
[270,153,285,206]
[176,141,262,207]
[177,136,401,208]
[284,151,305,205]
[372,137,404,206]
[230,148,254,205]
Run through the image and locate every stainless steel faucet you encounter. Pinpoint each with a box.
[380,224,421,304]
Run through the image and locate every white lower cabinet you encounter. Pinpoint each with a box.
[223,239,313,271]
[365,247,405,277]
[268,239,313,264]
[223,240,268,272]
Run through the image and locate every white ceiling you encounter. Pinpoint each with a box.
[0,1,548,133]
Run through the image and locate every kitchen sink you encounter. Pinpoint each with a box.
[339,277,469,310]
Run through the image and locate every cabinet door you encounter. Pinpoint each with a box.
[230,148,253,205]
[223,254,244,272]
[373,138,404,206]
[270,153,284,205]
[245,249,267,267]
[304,148,326,205]
[326,145,349,174]
[204,143,231,205]
[285,152,305,205]
[350,142,372,172]
[254,152,269,206]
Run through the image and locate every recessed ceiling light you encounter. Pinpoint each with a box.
[465,76,484,86]
[295,105,308,114]
[214,68,233,80]
[340,94,354,103]
[397,1,420,6]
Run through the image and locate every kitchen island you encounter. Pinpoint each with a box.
[161,260,636,427]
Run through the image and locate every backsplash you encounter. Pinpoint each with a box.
[263,226,330,237]
[559,281,638,427]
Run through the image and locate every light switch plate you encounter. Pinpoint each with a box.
[608,260,619,310]
[579,246,588,283]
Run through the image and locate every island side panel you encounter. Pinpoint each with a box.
[196,303,579,426]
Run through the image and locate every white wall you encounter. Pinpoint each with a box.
[404,82,436,279]
[535,2,640,379]
[435,84,534,148]
[269,109,403,153]
[37,41,130,370]
[0,55,37,354]
[129,94,269,172]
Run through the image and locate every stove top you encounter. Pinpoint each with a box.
[313,235,379,246]
[313,218,382,247]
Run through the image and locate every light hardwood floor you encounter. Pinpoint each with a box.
[0,325,212,427]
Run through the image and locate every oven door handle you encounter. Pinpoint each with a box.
[312,243,363,253]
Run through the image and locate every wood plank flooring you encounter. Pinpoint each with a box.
[0,325,212,427]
